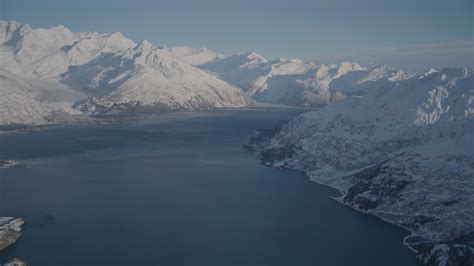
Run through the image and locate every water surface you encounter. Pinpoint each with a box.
[0,109,417,266]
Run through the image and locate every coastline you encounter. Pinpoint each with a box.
[244,126,473,265]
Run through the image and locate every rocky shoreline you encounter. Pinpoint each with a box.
[245,126,474,266]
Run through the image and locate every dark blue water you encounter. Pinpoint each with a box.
[0,109,417,266]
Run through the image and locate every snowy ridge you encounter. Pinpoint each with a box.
[248,68,474,265]
[0,20,135,79]
[165,46,224,65]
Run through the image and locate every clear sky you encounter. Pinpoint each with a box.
[1,0,473,72]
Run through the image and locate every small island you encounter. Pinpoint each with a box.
[0,217,24,251]
[0,160,19,169]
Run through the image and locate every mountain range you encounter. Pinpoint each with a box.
[0,20,420,125]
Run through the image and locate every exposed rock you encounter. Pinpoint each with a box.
[0,217,24,251]
[3,257,27,266]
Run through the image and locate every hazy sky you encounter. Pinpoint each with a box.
[1,0,473,71]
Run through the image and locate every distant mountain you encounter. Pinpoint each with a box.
[198,53,410,106]
[246,67,474,265]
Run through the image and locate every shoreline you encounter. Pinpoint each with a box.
[265,160,420,254]
[262,157,421,254]
[244,112,474,265]
[246,140,421,257]
[0,105,312,133]
[248,147,473,265]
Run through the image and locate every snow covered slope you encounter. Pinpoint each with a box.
[0,68,85,124]
[199,51,271,91]
[0,69,51,124]
[64,41,253,114]
[165,46,223,65]
[247,68,474,265]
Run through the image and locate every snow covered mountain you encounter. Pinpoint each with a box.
[0,20,253,123]
[246,68,474,265]
[199,53,410,106]
[66,40,253,114]
[0,19,417,124]
[0,68,85,124]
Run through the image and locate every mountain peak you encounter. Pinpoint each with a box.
[419,68,438,79]
[0,20,25,43]
[288,58,304,64]
[246,51,267,61]
[370,64,396,72]
[0,20,23,30]
[232,51,268,68]
[338,62,366,75]
[135,40,155,52]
